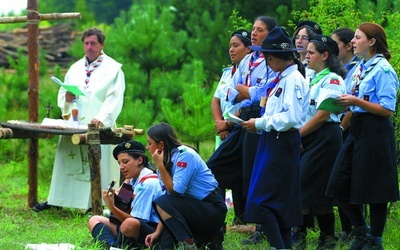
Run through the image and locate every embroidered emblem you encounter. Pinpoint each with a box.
[125,142,131,149]
[280,43,289,49]
[330,79,340,85]
[177,161,188,168]
[275,87,283,97]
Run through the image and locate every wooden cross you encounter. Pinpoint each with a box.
[0,0,81,208]
[44,102,53,118]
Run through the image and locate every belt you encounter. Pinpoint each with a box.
[204,188,219,200]
[240,104,261,113]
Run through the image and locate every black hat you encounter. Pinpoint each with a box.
[250,26,300,53]
[231,29,251,45]
[296,20,323,35]
[310,34,339,57]
[113,140,145,160]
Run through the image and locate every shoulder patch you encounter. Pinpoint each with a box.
[330,79,340,85]
[177,161,188,168]
[384,67,390,73]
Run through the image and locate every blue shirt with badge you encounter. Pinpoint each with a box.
[343,56,361,94]
[129,167,163,223]
[349,54,398,113]
[307,69,347,123]
[213,66,240,115]
[160,145,218,201]
[226,52,277,108]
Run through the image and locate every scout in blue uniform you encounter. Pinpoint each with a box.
[211,29,251,225]
[144,122,227,250]
[241,26,310,250]
[331,27,361,240]
[326,22,399,250]
[88,140,163,249]
[293,34,347,250]
[207,16,278,244]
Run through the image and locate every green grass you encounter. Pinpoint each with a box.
[0,140,400,249]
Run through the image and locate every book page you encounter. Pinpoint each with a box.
[224,112,243,124]
[316,88,344,113]
[51,76,86,96]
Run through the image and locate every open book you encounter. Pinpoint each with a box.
[224,112,243,124]
[316,88,344,113]
[51,76,86,96]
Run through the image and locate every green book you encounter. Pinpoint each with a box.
[316,88,344,113]
[51,76,86,96]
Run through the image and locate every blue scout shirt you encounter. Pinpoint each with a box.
[129,168,163,223]
[307,69,347,123]
[349,54,398,113]
[160,146,218,201]
[226,52,277,108]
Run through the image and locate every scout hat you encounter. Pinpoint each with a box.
[113,140,145,160]
[310,34,339,56]
[296,20,323,35]
[250,26,300,53]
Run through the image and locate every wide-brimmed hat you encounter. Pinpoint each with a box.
[296,20,323,35]
[250,26,300,53]
[310,34,339,56]
[113,140,145,160]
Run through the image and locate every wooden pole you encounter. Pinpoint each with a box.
[27,0,39,208]
[0,12,81,24]
[87,123,102,215]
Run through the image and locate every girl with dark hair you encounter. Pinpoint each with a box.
[293,20,323,83]
[88,140,163,249]
[331,27,361,241]
[326,22,399,250]
[241,26,310,250]
[293,35,347,250]
[144,122,227,250]
[211,28,252,227]
[207,16,278,244]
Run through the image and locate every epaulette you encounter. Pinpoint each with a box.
[178,145,187,153]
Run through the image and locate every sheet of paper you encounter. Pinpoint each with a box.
[316,88,344,113]
[224,112,243,124]
[51,76,86,96]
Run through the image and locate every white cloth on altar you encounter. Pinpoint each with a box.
[47,52,125,209]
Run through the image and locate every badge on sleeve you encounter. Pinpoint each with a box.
[275,87,282,97]
[330,79,340,85]
[177,161,188,168]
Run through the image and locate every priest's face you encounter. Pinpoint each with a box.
[83,35,103,62]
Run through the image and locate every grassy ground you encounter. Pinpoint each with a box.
[0,140,400,249]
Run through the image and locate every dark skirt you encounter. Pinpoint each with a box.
[326,113,399,204]
[245,129,302,228]
[206,105,261,195]
[153,193,227,240]
[300,123,342,207]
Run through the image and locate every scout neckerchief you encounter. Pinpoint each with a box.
[84,51,104,89]
[309,68,330,87]
[231,64,237,77]
[351,54,383,96]
[245,52,264,86]
[260,63,294,116]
